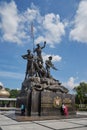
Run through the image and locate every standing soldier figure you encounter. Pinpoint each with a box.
[22,50,34,79]
[45,56,57,78]
[33,41,46,64]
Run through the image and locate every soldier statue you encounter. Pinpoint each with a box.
[33,41,46,64]
[45,56,57,78]
[22,50,34,79]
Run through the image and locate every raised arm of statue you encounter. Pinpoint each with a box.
[41,41,46,49]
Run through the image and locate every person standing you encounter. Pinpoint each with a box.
[64,105,68,116]
[21,103,25,116]
[61,103,65,115]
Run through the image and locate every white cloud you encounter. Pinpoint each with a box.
[63,77,79,91]
[0,82,4,87]
[0,1,67,47]
[0,1,21,44]
[35,13,67,47]
[70,0,87,43]
[0,71,24,80]
[0,1,32,44]
[42,53,62,62]
[24,3,41,23]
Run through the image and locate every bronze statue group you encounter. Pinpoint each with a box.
[22,41,57,80]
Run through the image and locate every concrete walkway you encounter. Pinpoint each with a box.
[0,111,87,130]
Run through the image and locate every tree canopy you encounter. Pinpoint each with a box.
[5,88,20,98]
[74,82,87,104]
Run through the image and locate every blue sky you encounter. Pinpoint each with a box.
[0,0,87,93]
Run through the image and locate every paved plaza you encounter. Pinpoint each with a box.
[0,111,87,130]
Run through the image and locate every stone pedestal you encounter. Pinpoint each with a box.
[40,91,76,116]
[16,88,76,116]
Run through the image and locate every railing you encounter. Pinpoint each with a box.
[0,107,16,111]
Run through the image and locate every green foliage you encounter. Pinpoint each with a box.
[74,82,87,104]
[5,88,10,92]
[9,89,20,98]
[5,88,20,98]
[75,104,87,111]
[78,108,87,111]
